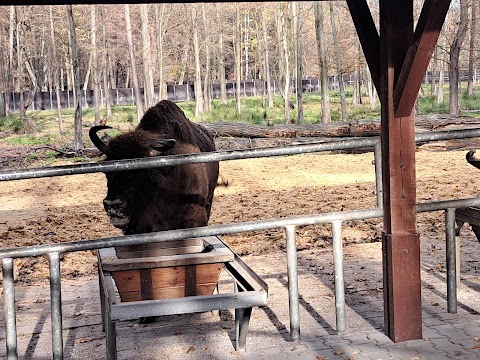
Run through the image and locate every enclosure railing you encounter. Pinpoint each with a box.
[1,127,480,359]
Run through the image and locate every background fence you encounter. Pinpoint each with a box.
[2,69,478,113]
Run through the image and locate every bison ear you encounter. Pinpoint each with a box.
[147,138,176,157]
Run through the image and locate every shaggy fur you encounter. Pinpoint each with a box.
[90,100,219,240]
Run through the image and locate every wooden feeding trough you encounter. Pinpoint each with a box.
[97,236,268,359]
[99,236,234,302]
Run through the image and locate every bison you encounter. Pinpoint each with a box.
[90,100,219,248]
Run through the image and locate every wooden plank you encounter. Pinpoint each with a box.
[394,0,452,117]
[102,251,232,271]
[346,0,380,93]
[119,283,220,302]
[116,245,205,258]
[111,264,224,292]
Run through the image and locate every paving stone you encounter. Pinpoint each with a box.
[2,248,479,360]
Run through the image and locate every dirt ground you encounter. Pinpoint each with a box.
[1,144,480,283]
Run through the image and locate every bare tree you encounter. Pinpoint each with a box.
[293,2,304,123]
[66,4,82,149]
[91,5,100,125]
[124,4,143,121]
[49,7,64,133]
[202,4,212,112]
[449,0,468,117]
[100,5,111,119]
[329,2,347,120]
[314,1,331,123]
[215,3,227,105]
[261,6,274,110]
[191,4,204,116]
[279,4,292,124]
[467,0,477,97]
[235,3,242,116]
[140,4,155,109]
[155,4,169,101]
[352,35,362,106]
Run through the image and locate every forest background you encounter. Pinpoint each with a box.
[0,1,479,152]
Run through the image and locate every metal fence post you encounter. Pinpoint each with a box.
[2,258,18,360]
[445,208,457,314]
[332,220,346,332]
[285,225,300,340]
[49,252,64,360]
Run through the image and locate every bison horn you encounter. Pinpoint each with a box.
[466,150,480,169]
[89,126,112,154]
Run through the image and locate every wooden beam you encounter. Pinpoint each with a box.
[379,0,422,343]
[346,0,381,94]
[394,0,452,117]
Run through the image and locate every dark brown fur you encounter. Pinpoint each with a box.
[90,100,219,237]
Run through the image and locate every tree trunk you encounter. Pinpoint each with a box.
[235,3,242,116]
[202,4,212,112]
[261,7,273,110]
[178,42,189,86]
[353,35,362,106]
[82,52,92,92]
[281,5,292,124]
[430,46,437,96]
[49,7,64,133]
[293,2,303,123]
[100,5,111,119]
[329,3,347,120]
[449,0,468,117]
[140,4,155,109]
[155,4,168,101]
[66,4,82,149]
[314,1,331,123]
[215,3,227,105]
[191,4,204,116]
[91,5,100,125]
[6,6,15,116]
[437,36,446,104]
[124,4,143,122]
[467,0,477,97]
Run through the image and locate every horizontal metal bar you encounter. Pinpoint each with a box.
[0,137,380,182]
[3,195,480,260]
[415,128,480,143]
[2,127,480,183]
[0,208,383,259]
[110,291,268,321]
[417,197,480,213]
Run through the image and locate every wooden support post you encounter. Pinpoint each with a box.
[379,0,422,342]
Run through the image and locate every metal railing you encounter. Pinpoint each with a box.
[1,127,480,358]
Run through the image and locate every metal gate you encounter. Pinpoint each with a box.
[1,127,480,359]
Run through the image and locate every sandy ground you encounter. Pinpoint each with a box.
[0,145,480,283]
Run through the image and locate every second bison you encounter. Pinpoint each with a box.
[90,100,219,248]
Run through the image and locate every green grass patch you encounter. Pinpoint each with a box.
[3,133,55,146]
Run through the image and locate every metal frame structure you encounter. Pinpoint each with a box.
[1,129,480,359]
[97,241,268,360]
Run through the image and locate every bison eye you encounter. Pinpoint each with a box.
[147,148,161,157]
[152,139,176,151]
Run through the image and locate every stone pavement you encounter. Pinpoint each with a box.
[0,236,479,360]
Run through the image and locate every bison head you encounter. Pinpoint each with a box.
[90,126,176,232]
[466,150,480,170]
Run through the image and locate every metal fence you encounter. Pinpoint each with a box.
[1,127,480,359]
